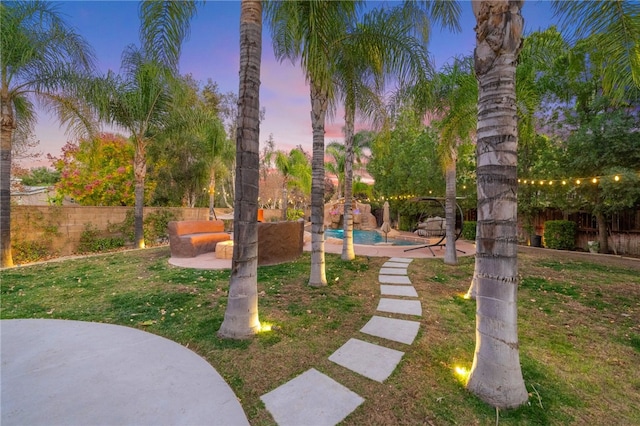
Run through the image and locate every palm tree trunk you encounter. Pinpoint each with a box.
[444,157,458,265]
[0,96,15,267]
[342,103,355,260]
[309,79,328,287]
[466,0,528,409]
[218,0,262,339]
[133,142,146,248]
[208,171,216,220]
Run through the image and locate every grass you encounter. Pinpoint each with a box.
[2,247,639,425]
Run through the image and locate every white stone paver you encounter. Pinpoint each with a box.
[260,368,364,426]
[379,267,408,276]
[387,258,413,264]
[377,298,422,316]
[360,316,421,345]
[380,285,418,297]
[378,275,412,285]
[382,261,411,269]
[329,338,404,383]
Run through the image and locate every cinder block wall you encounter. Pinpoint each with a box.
[11,206,226,256]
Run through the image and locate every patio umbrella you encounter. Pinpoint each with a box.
[381,201,391,243]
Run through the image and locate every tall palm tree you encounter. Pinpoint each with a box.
[265,0,361,287]
[0,0,95,268]
[87,1,198,248]
[334,6,433,261]
[465,0,528,408]
[432,56,476,266]
[218,0,263,339]
[274,148,311,220]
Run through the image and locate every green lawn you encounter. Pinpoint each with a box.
[2,247,639,425]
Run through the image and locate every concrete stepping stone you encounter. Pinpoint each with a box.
[329,338,404,383]
[382,261,411,269]
[379,267,408,276]
[388,258,413,264]
[380,285,418,297]
[377,298,422,316]
[378,275,412,285]
[260,368,364,426]
[360,316,421,345]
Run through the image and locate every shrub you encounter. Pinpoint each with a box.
[145,208,179,244]
[112,208,179,245]
[461,221,477,241]
[543,220,577,250]
[78,224,125,253]
[12,240,53,264]
[286,209,304,221]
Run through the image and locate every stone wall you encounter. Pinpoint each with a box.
[323,201,376,230]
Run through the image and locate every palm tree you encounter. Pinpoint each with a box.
[274,148,311,220]
[552,0,640,102]
[335,5,441,261]
[0,0,95,268]
[325,142,347,199]
[465,1,528,408]
[432,56,476,266]
[218,0,263,339]
[86,1,198,248]
[265,1,361,287]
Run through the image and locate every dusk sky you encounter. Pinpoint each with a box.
[29,0,560,168]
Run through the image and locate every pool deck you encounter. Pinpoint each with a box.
[169,235,476,270]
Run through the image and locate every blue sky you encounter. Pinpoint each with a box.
[29,0,560,168]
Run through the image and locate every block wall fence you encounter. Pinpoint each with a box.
[11,206,283,257]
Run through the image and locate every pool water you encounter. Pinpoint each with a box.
[325,229,418,246]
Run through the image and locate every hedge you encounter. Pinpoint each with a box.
[543,220,577,250]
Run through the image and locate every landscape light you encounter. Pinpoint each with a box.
[615,175,620,182]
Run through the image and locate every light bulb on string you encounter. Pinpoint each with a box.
[614,175,620,182]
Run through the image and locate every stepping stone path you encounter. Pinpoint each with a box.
[261,256,422,425]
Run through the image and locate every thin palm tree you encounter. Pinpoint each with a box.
[465,0,528,408]
[0,0,95,268]
[86,1,198,248]
[432,56,476,266]
[274,148,311,220]
[265,0,361,287]
[334,5,434,260]
[218,0,263,339]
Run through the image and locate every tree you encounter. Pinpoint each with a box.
[218,0,263,339]
[431,56,477,266]
[552,0,640,103]
[148,75,232,210]
[85,1,198,248]
[52,133,137,206]
[20,167,60,186]
[265,0,361,287]
[465,1,528,408]
[0,0,95,267]
[274,148,311,220]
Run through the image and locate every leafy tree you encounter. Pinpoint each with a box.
[368,110,443,202]
[20,167,60,186]
[218,0,263,339]
[148,75,232,210]
[51,133,139,206]
[559,101,640,252]
[0,0,95,267]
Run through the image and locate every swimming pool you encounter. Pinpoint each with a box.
[325,229,418,246]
